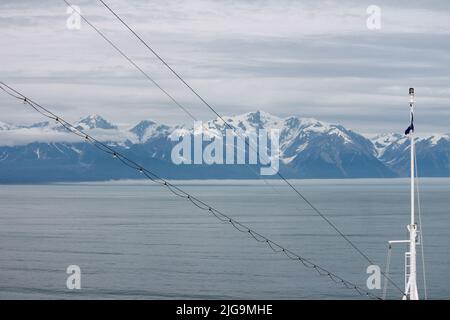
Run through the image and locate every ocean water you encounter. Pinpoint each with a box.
[0,178,448,300]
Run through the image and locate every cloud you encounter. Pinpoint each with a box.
[0,0,449,134]
[0,125,138,146]
[0,128,78,146]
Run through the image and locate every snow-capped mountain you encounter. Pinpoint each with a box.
[369,132,450,176]
[278,116,392,178]
[75,114,118,130]
[199,111,392,177]
[370,133,405,158]
[129,120,173,143]
[214,110,284,132]
[0,111,449,182]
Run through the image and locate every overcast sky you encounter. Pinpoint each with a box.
[1,0,450,134]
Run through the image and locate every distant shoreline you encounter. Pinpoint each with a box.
[1,176,449,186]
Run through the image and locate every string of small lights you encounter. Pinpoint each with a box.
[0,81,382,299]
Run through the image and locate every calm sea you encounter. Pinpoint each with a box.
[0,178,448,299]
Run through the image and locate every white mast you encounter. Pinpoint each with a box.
[386,88,419,300]
[406,87,419,300]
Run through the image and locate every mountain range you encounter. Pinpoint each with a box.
[0,111,449,182]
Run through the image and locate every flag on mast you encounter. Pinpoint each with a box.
[405,88,415,135]
[405,115,414,135]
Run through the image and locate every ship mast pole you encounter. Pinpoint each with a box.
[407,87,419,300]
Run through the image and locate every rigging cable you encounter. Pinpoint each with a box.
[0,81,382,300]
[65,0,405,295]
[62,0,296,214]
[63,1,197,122]
[414,144,428,299]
